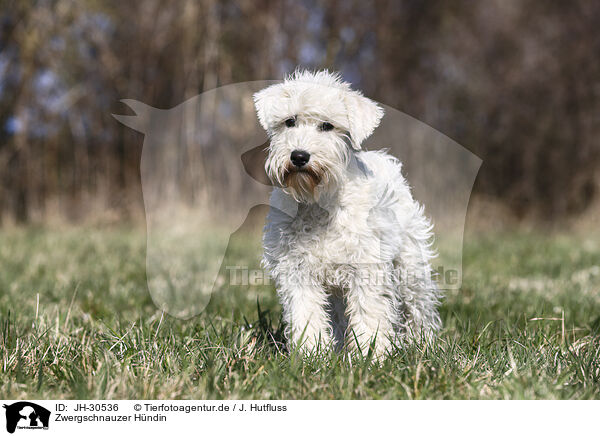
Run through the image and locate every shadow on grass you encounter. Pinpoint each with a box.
[244,299,287,355]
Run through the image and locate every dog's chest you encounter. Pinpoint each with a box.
[287,204,371,264]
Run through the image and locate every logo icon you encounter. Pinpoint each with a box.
[2,402,50,434]
[113,82,481,319]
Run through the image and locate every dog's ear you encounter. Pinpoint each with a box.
[253,84,284,133]
[344,91,384,150]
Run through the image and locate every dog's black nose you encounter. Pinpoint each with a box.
[290,150,310,167]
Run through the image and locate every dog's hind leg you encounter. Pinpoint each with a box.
[344,268,397,357]
[395,235,442,341]
[327,292,348,351]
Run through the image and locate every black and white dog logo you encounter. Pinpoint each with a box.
[3,402,50,433]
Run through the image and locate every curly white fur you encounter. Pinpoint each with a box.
[254,70,442,357]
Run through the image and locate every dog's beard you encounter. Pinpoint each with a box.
[281,163,328,203]
[266,138,349,203]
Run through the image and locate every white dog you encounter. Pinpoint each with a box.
[254,70,441,357]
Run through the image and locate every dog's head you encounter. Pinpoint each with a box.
[253,70,384,203]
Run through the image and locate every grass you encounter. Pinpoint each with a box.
[1,225,599,399]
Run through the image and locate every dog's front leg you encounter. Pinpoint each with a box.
[345,269,397,357]
[278,282,332,354]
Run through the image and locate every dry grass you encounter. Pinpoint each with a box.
[1,226,599,399]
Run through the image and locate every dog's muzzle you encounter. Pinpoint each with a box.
[290,150,310,167]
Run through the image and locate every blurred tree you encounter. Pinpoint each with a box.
[0,0,598,223]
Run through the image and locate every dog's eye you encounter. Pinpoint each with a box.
[284,118,296,128]
[320,122,334,132]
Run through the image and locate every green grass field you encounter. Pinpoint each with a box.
[1,226,599,399]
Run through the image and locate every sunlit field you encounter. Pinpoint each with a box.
[1,226,599,399]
